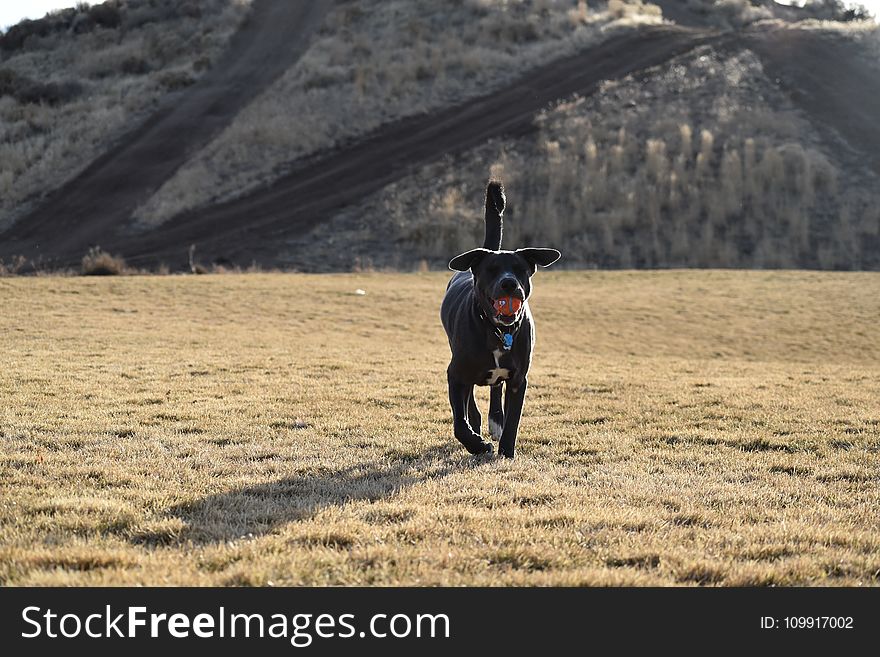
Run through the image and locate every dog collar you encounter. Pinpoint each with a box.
[500,332,514,350]
[476,302,519,350]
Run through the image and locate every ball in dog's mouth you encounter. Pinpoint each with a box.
[493,296,522,324]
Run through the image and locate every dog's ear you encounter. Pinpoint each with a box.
[449,248,492,272]
[516,248,561,272]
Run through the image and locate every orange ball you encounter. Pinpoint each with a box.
[494,296,522,316]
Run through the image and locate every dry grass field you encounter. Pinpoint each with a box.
[1,271,879,586]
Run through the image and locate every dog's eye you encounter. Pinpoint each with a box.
[487,265,500,276]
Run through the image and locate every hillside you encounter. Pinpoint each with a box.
[131,0,664,228]
[0,0,254,232]
[0,0,879,271]
[324,32,880,271]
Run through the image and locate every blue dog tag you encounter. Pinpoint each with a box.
[502,333,513,350]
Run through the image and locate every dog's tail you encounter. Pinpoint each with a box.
[483,180,505,251]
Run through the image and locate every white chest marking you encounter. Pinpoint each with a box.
[485,349,510,385]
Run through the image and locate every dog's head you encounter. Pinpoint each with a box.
[449,247,561,326]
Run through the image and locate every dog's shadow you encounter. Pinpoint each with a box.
[132,444,487,546]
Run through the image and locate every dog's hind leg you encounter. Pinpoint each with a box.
[448,375,493,455]
[488,384,504,440]
[467,388,482,436]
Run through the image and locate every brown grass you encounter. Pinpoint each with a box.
[1,271,879,585]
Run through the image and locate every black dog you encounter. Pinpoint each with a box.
[440,181,561,458]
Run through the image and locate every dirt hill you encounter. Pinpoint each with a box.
[1,0,878,272]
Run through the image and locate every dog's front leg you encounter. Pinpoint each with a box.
[488,384,504,439]
[448,377,493,455]
[467,388,482,436]
[498,377,527,458]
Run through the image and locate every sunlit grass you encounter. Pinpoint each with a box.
[1,271,878,585]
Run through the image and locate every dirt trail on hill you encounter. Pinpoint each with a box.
[2,25,716,269]
[119,23,880,272]
[3,3,880,271]
[0,0,332,266]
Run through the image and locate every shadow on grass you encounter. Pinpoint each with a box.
[131,444,488,545]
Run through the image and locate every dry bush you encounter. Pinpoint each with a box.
[81,246,127,276]
[0,255,27,276]
[686,0,873,27]
[133,0,663,228]
[713,0,773,27]
[795,0,874,22]
[608,0,662,20]
[157,70,196,91]
[0,68,83,105]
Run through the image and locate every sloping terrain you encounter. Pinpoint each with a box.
[0,0,255,231]
[1,1,878,270]
[2,23,717,268]
[112,25,715,269]
[322,31,880,271]
[0,0,331,267]
[130,0,666,229]
[747,23,880,176]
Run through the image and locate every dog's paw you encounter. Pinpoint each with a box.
[488,417,503,440]
[467,440,494,456]
[497,447,515,459]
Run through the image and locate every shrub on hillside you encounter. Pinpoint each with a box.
[0,255,27,276]
[0,68,83,105]
[18,79,83,105]
[0,18,58,52]
[81,246,127,276]
[120,56,151,75]
[715,0,772,27]
[0,69,23,96]
[158,70,195,91]
[0,2,125,52]
[89,3,123,29]
[801,0,874,22]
